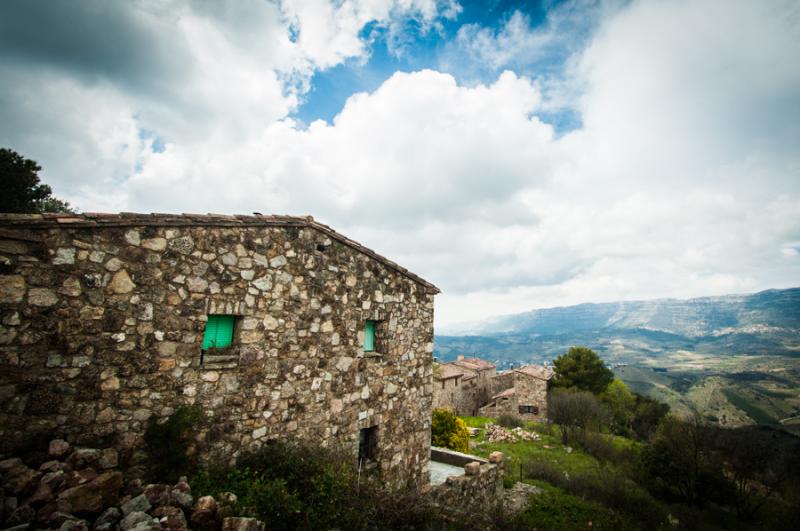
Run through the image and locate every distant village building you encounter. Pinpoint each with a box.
[480,365,554,421]
[0,213,439,488]
[432,356,496,415]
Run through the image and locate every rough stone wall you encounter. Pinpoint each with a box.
[487,371,514,399]
[432,377,460,411]
[513,373,549,421]
[479,372,549,421]
[432,376,484,416]
[0,216,437,489]
[429,449,504,513]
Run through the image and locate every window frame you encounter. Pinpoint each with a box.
[202,314,237,350]
[363,319,377,353]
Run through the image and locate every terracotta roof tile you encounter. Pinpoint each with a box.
[452,357,495,372]
[436,364,465,380]
[0,212,439,293]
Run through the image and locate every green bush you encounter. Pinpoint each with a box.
[497,414,525,429]
[144,406,203,482]
[431,408,470,453]
[191,440,514,530]
[518,487,636,531]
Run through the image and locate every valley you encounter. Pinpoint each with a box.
[435,288,800,434]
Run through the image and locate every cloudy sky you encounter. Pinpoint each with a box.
[1,0,798,328]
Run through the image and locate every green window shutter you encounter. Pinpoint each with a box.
[203,315,236,349]
[364,320,375,352]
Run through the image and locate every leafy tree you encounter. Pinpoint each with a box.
[630,394,669,441]
[431,408,470,452]
[601,379,636,436]
[0,147,72,213]
[715,426,800,520]
[637,415,725,506]
[551,346,614,394]
[547,388,609,445]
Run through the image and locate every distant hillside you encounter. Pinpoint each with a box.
[434,288,800,432]
[435,288,800,365]
[439,288,800,338]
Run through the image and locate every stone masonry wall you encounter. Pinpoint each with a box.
[429,449,504,513]
[480,372,549,421]
[432,377,481,416]
[0,214,438,489]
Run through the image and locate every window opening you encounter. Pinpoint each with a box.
[519,405,539,415]
[364,320,376,352]
[202,315,236,349]
[358,426,378,462]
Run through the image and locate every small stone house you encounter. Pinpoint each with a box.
[432,356,496,416]
[480,365,553,421]
[0,213,439,488]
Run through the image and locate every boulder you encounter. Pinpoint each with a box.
[119,510,151,530]
[1,460,40,497]
[221,517,266,531]
[142,484,171,507]
[45,510,77,527]
[67,449,103,470]
[169,490,192,511]
[57,471,122,515]
[41,470,68,492]
[94,506,122,528]
[172,479,190,494]
[189,496,217,529]
[65,469,99,489]
[121,493,151,516]
[7,504,36,526]
[153,505,188,531]
[25,482,54,507]
[49,440,72,459]
[60,518,89,531]
[40,460,70,473]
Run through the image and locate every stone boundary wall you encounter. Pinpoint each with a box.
[429,448,504,512]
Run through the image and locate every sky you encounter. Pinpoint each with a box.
[1,0,798,329]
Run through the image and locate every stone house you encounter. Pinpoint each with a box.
[432,356,496,416]
[480,365,553,421]
[0,213,439,488]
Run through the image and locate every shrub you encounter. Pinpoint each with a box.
[547,389,609,445]
[144,406,203,482]
[191,440,514,530]
[431,408,470,453]
[497,414,525,429]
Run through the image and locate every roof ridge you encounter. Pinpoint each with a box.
[0,212,439,294]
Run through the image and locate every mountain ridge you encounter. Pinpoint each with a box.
[439,287,800,338]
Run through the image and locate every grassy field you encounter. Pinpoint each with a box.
[461,416,635,480]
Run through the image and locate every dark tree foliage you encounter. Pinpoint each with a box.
[715,426,800,520]
[144,406,204,482]
[637,415,726,507]
[0,147,72,213]
[551,346,614,394]
[630,393,670,441]
[547,388,609,445]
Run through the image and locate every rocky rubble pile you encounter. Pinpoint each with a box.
[485,424,541,443]
[0,439,265,531]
